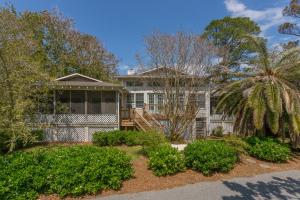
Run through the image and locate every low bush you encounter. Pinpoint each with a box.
[141,131,168,155]
[92,130,167,150]
[223,135,250,155]
[211,126,224,137]
[245,137,291,162]
[123,131,144,146]
[148,144,186,176]
[184,140,238,176]
[92,130,124,146]
[0,129,44,153]
[0,146,133,199]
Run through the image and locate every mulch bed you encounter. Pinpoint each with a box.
[39,154,300,200]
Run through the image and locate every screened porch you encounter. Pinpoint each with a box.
[40,90,119,125]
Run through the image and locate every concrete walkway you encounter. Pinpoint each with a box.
[96,170,300,200]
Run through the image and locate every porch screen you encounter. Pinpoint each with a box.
[70,91,85,114]
[56,91,70,114]
[87,91,101,114]
[101,91,116,114]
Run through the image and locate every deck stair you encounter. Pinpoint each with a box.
[121,108,163,132]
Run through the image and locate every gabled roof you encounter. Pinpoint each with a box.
[116,66,188,79]
[56,73,103,82]
[53,73,122,90]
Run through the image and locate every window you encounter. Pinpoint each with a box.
[87,91,101,114]
[148,81,161,87]
[70,91,85,114]
[148,94,155,111]
[134,81,143,87]
[210,96,221,114]
[126,81,134,87]
[135,93,144,108]
[179,94,185,110]
[157,94,164,111]
[126,81,143,87]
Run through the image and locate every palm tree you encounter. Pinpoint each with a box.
[216,36,300,148]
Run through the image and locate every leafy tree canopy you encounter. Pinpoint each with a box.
[203,17,261,82]
[279,0,300,37]
[20,9,118,80]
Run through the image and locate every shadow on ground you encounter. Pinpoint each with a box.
[222,176,300,200]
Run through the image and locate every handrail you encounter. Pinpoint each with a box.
[134,119,146,132]
[135,110,152,128]
[143,110,163,131]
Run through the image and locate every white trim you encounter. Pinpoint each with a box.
[55,73,103,82]
[137,66,165,75]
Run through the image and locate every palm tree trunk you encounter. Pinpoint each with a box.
[291,134,300,149]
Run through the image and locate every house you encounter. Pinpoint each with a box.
[41,70,233,142]
[117,67,234,139]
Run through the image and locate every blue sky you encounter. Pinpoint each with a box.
[2,0,297,74]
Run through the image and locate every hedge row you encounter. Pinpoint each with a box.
[147,136,291,177]
[92,130,167,147]
[0,146,133,200]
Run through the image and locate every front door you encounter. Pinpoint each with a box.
[196,117,206,138]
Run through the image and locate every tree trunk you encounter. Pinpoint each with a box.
[291,134,300,149]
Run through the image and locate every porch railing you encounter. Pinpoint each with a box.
[38,114,118,125]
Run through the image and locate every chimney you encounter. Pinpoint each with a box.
[127,69,135,75]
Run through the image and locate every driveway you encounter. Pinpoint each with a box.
[96,170,300,200]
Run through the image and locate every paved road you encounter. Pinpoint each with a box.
[96,170,300,200]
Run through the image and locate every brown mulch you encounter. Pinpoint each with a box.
[39,154,300,200]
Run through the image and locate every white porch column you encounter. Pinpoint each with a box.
[116,91,120,129]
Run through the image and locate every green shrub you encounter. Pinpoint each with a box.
[123,131,144,146]
[0,129,44,153]
[0,146,133,199]
[92,130,124,146]
[246,137,291,162]
[148,144,185,176]
[184,140,238,176]
[141,131,168,155]
[223,135,250,155]
[92,130,167,150]
[30,129,44,142]
[211,126,224,137]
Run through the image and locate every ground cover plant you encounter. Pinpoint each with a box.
[148,144,186,176]
[245,136,291,162]
[184,140,238,176]
[0,145,133,200]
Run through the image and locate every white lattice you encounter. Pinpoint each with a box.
[44,125,119,142]
[39,114,118,125]
[44,127,86,142]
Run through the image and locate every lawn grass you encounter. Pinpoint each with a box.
[116,145,144,160]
